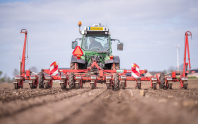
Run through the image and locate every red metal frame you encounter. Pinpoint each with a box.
[14,29,39,89]
[14,30,192,90]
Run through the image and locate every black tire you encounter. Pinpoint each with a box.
[81,82,83,88]
[44,82,49,89]
[169,83,172,89]
[183,84,188,89]
[159,73,165,89]
[39,72,44,89]
[113,73,120,91]
[14,83,18,89]
[75,83,80,89]
[91,83,95,89]
[60,83,66,89]
[106,83,110,89]
[121,82,125,89]
[137,83,141,89]
[111,63,120,70]
[30,83,34,89]
[69,73,74,89]
[70,62,78,70]
[20,84,23,89]
[153,83,157,90]
[159,83,163,89]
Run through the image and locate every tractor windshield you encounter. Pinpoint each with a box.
[81,35,110,51]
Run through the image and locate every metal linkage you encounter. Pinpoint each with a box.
[105,75,112,89]
[90,75,97,89]
[120,75,126,89]
[151,77,157,90]
[75,75,82,89]
[60,75,67,89]
[14,29,192,91]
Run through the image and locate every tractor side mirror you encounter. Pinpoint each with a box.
[117,42,123,51]
[72,41,78,49]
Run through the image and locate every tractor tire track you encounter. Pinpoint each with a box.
[0,84,68,102]
[0,87,107,124]
[0,88,92,118]
[57,89,108,124]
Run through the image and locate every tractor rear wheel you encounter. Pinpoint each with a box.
[111,63,120,70]
[113,73,120,91]
[70,62,79,70]
[91,83,95,89]
[69,73,74,89]
[106,83,110,89]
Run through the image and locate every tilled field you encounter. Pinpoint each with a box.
[0,80,198,124]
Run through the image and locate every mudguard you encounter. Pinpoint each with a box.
[71,55,86,64]
[105,56,120,64]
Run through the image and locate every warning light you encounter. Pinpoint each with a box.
[77,55,81,59]
[110,55,113,60]
[133,64,136,67]
[78,21,82,26]
[72,46,83,56]
[54,63,56,66]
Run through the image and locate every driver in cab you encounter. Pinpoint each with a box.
[89,37,103,50]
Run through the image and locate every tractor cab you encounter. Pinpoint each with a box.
[71,22,123,70]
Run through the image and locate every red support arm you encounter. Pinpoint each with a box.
[20,29,27,77]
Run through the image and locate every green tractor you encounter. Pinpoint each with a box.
[71,22,123,72]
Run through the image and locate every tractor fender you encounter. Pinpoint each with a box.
[71,55,86,64]
[105,56,120,64]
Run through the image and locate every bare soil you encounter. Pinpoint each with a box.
[0,80,198,124]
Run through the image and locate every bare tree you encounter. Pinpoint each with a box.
[12,68,19,77]
[0,71,2,78]
[3,74,8,83]
[29,66,38,73]
[167,66,176,73]
[163,70,167,74]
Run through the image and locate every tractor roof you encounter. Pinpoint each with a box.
[81,23,110,35]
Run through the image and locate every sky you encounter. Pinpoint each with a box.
[0,0,198,78]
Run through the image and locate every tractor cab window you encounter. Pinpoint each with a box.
[82,35,110,51]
